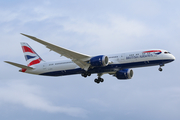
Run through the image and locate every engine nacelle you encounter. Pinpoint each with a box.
[115,69,133,80]
[90,55,109,67]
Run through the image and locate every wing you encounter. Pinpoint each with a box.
[21,33,91,71]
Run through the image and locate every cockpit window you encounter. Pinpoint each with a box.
[164,52,171,54]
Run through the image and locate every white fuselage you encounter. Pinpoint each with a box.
[24,49,175,76]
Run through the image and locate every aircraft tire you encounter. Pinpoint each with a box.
[159,68,163,72]
[94,79,100,84]
[87,73,91,76]
[100,78,104,82]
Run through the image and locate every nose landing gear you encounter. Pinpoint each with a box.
[158,67,163,71]
[158,64,164,72]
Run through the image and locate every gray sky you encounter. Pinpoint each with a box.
[0,0,180,120]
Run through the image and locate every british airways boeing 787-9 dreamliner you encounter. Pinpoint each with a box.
[5,33,175,84]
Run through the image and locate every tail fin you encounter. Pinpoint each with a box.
[21,42,44,66]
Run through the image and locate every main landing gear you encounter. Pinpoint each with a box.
[158,64,164,72]
[94,77,104,84]
[81,72,91,78]
[81,72,104,84]
[94,73,104,84]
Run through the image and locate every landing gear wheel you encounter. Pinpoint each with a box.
[87,73,91,76]
[94,79,100,84]
[98,78,104,82]
[159,67,163,72]
[81,72,91,78]
[81,73,87,77]
[158,63,164,72]
[94,77,104,84]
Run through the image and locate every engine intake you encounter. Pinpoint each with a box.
[90,55,109,67]
[116,69,133,80]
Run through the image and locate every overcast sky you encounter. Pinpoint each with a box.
[0,0,180,120]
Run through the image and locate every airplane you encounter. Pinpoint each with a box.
[5,33,175,84]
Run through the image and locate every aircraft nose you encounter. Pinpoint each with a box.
[172,55,175,61]
[169,54,175,61]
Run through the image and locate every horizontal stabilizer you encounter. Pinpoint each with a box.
[4,61,34,70]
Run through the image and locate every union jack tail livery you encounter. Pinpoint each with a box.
[21,42,44,66]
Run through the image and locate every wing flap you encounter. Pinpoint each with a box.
[4,61,34,70]
[72,59,90,71]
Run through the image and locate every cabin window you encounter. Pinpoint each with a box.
[164,52,171,54]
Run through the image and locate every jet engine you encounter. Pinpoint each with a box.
[115,69,133,80]
[90,55,109,67]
